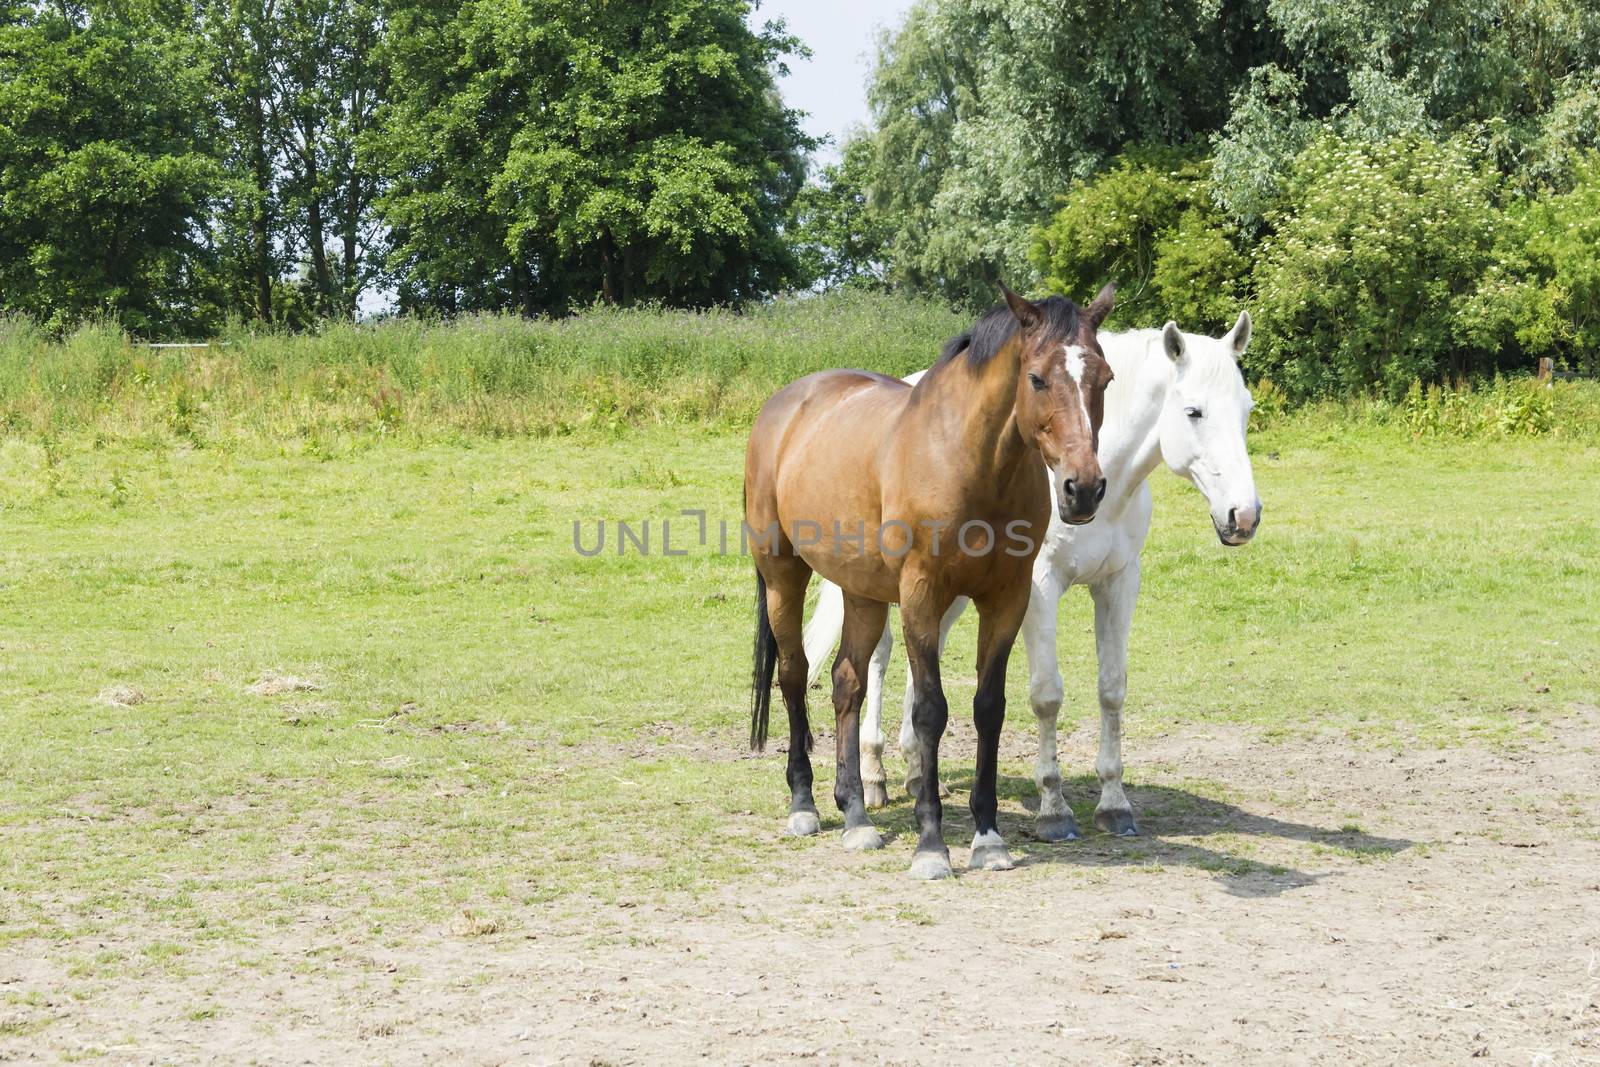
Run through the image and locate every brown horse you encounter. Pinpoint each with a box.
[743,284,1116,880]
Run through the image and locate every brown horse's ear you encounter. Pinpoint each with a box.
[1082,283,1116,331]
[1000,282,1041,331]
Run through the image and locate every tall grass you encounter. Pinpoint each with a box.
[1246,373,1600,443]
[3,293,1599,445]
[0,292,968,443]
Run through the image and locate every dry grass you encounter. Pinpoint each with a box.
[97,684,145,707]
[246,673,321,697]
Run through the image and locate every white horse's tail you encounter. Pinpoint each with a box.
[803,579,846,687]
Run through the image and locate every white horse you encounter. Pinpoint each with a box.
[803,314,1262,840]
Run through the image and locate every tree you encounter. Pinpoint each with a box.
[790,136,891,291]
[863,1,978,302]
[862,0,1270,306]
[372,0,813,316]
[1461,151,1600,377]
[203,0,282,323]
[267,0,385,317]
[1212,0,1600,229]
[1030,148,1246,332]
[0,1,226,336]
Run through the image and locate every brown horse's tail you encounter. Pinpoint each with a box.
[750,569,777,752]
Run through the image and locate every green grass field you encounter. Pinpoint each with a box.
[2,411,1596,968]
[2,301,1599,1055]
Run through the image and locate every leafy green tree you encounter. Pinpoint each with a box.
[269,0,385,317]
[373,0,812,315]
[1212,0,1600,229]
[863,1,979,302]
[864,0,1271,306]
[203,0,282,323]
[360,0,513,315]
[1462,151,1600,376]
[1149,207,1252,334]
[1030,148,1246,331]
[1209,66,1316,233]
[790,136,891,291]
[1517,72,1600,194]
[1519,157,1600,374]
[0,1,226,336]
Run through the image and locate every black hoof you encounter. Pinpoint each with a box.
[1034,813,1082,842]
[1095,808,1139,836]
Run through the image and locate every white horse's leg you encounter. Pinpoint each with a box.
[900,596,966,799]
[1021,571,1076,840]
[1090,563,1140,836]
[803,580,845,689]
[859,618,894,808]
[897,664,917,794]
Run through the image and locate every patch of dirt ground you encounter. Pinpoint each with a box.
[4,710,1599,1065]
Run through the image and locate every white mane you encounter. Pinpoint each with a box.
[1098,328,1164,434]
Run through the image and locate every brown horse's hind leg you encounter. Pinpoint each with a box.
[834,594,889,850]
[967,588,1030,872]
[763,558,819,835]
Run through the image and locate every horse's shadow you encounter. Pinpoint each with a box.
[865,771,1413,898]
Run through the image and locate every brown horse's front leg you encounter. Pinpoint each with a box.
[968,586,1030,871]
[833,594,889,851]
[900,581,956,881]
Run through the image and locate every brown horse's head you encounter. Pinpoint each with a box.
[1001,282,1115,525]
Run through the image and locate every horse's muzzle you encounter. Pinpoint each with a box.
[1214,502,1262,545]
[1059,476,1107,525]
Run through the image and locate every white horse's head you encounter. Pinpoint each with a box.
[1155,312,1262,546]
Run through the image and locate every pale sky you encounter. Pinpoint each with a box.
[753,0,916,165]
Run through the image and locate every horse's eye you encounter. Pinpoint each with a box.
[1185,406,1203,419]
[1028,373,1047,391]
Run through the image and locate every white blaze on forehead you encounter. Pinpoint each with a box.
[1060,344,1092,433]
[1063,344,1087,384]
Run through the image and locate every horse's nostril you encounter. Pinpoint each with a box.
[1227,507,1237,527]
[1064,479,1077,498]
[1095,478,1107,503]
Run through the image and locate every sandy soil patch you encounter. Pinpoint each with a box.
[3,710,1598,1065]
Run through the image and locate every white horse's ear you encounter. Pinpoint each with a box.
[1161,320,1185,362]
[1224,311,1252,359]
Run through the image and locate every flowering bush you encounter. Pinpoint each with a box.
[1250,136,1504,399]
[1029,135,1598,401]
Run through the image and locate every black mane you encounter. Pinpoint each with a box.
[938,295,1082,368]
